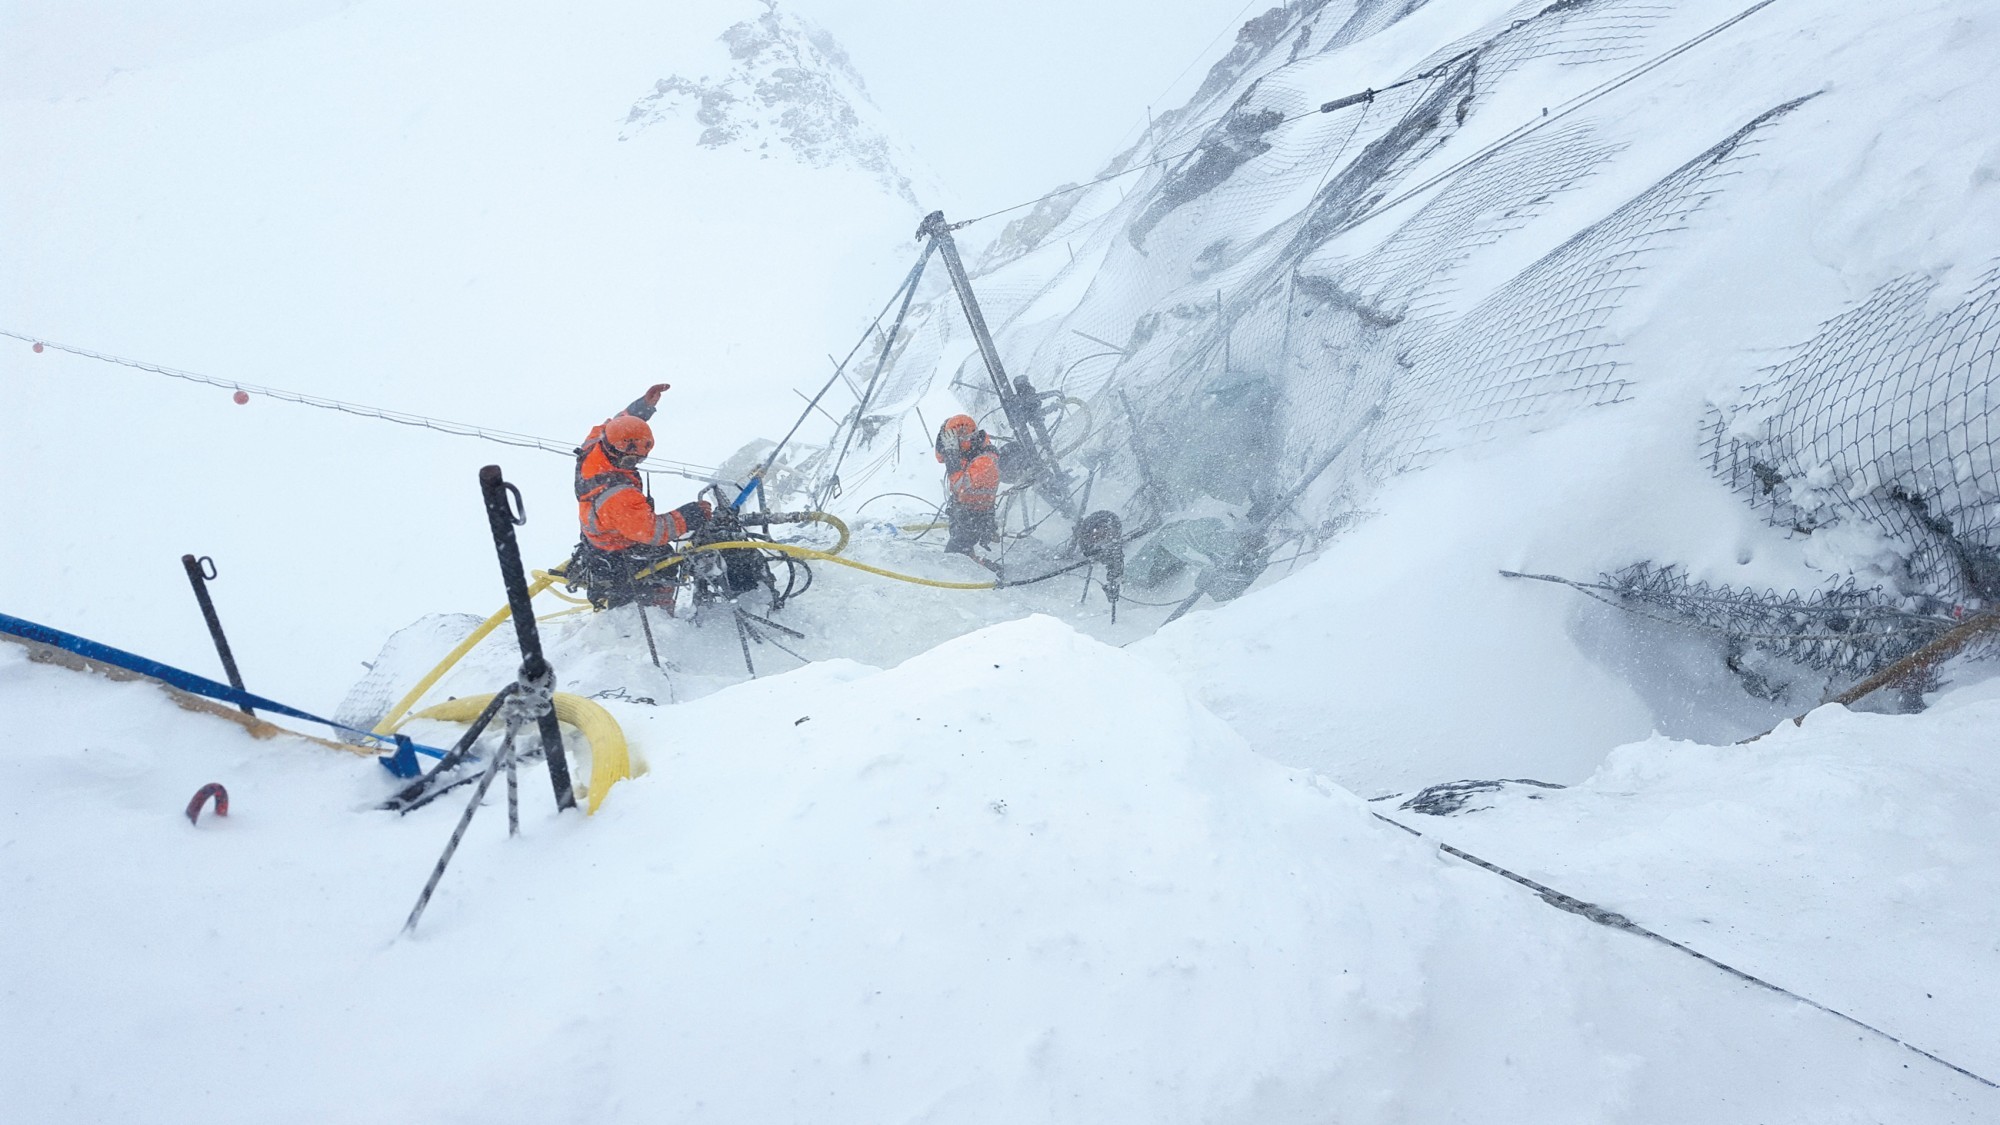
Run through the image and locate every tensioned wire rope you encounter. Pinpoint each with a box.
[4,243,930,491]
[938,47,1475,235]
[940,0,1788,236]
[3,328,719,483]
[1369,809,1999,1092]
[793,0,1799,590]
[1066,0,1796,513]
[740,243,935,510]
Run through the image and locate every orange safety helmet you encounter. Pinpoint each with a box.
[604,414,655,462]
[936,414,978,457]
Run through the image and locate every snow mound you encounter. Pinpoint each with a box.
[5,622,1989,1122]
[1414,680,2000,1085]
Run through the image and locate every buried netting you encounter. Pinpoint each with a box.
[1633,262,2000,699]
[1511,562,1967,697]
[1494,259,2000,703]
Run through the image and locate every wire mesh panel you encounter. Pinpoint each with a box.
[817,1,1992,643]
[1363,95,1808,474]
[1590,562,1948,677]
[1708,265,2000,606]
[782,0,2000,696]
[835,0,1783,534]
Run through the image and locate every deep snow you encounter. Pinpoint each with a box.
[4,620,1996,1121]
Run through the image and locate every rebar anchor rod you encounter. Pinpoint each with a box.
[179,553,251,715]
[478,464,576,811]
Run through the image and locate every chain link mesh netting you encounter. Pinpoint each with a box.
[815,0,1995,687]
[850,0,1805,518]
[1563,562,1953,677]
[1707,266,2000,607]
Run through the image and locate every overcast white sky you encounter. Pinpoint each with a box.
[1,0,1266,211]
[787,0,1265,207]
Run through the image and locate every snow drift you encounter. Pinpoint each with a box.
[6,620,1994,1121]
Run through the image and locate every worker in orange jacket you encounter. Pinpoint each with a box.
[570,383,710,607]
[936,414,1000,563]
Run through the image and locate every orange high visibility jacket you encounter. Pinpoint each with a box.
[938,435,999,512]
[575,399,690,551]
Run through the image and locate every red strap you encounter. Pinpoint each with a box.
[185,782,230,825]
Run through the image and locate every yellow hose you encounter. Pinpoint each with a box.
[536,576,594,606]
[802,511,851,555]
[372,571,557,735]
[373,510,962,736]
[405,691,644,815]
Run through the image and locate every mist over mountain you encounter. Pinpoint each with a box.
[623,0,930,206]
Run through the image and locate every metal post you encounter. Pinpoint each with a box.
[179,554,251,715]
[477,465,576,812]
[380,685,513,814]
[732,608,758,678]
[917,210,1076,517]
[635,602,665,672]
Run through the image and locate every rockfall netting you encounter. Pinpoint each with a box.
[828,0,1817,542]
[1707,266,2000,608]
[806,0,1998,685]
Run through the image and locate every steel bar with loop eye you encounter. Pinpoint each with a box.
[478,465,574,812]
[180,553,251,715]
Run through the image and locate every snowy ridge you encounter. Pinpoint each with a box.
[621,0,929,206]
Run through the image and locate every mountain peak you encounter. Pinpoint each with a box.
[621,0,925,207]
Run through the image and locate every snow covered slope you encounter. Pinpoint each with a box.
[823,0,2000,765]
[6,621,1995,1122]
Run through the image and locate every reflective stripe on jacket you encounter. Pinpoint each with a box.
[945,450,999,511]
[574,426,686,551]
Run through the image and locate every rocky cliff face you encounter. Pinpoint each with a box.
[622,0,924,206]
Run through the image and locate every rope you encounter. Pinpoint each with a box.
[373,572,558,734]
[404,719,523,935]
[815,247,932,510]
[942,55,1465,232]
[6,329,719,483]
[947,0,1784,235]
[1372,811,1998,1091]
